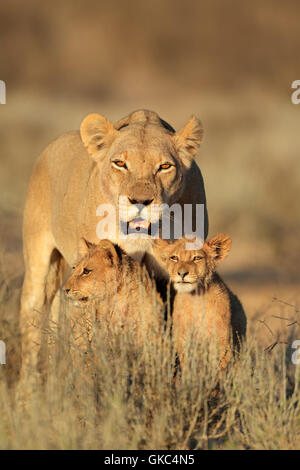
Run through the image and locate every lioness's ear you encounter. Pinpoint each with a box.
[80,113,118,159]
[173,116,204,167]
[204,234,232,262]
[78,237,96,258]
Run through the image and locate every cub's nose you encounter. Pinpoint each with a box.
[178,270,189,280]
[64,288,70,294]
[128,197,154,206]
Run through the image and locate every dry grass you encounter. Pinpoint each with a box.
[0,269,299,450]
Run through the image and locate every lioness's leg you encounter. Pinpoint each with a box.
[19,232,56,386]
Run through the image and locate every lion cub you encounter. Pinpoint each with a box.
[64,238,164,346]
[153,234,247,369]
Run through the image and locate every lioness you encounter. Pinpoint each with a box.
[64,238,164,343]
[20,109,208,383]
[153,235,247,369]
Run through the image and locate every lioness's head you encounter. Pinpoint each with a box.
[80,109,203,237]
[64,238,126,305]
[153,234,231,293]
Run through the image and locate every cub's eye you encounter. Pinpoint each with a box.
[113,160,127,169]
[72,266,75,270]
[82,267,92,275]
[159,163,172,171]
[193,255,204,262]
[170,255,179,262]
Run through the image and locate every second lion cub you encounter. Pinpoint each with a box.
[153,234,247,369]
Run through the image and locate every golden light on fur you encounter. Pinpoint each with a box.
[205,233,232,261]
[153,234,247,369]
[64,238,164,349]
[173,115,204,167]
[80,113,117,157]
[19,108,208,388]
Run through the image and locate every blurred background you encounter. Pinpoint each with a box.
[1,0,300,350]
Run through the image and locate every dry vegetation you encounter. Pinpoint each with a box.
[0,0,300,450]
[0,284,300,450]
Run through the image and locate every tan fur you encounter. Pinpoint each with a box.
[64,239,164,350]
[20,109,208,383]
[153,235,247,369]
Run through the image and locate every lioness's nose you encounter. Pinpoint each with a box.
[64,288,70,294]
[178,271,189,279]
[128,197,154,206]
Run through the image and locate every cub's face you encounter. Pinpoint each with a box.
[153,234,231,293]
[64,239,122,305]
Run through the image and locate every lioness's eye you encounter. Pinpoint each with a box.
[170,255,179,262]
[113,160,127,169]
[82,268,92,275]
[159,163,172,171]
[193,255,203,262]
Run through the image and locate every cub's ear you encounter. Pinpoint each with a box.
[173,116,204,167]
[153,238,171,250]
[78,237,96,258]
[204,234,232,262]
[80,113,118,159]
[153,238,170,248]
[152,238,172,260]
[99,239,123,265]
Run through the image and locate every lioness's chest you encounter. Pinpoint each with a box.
[118,237,154,263]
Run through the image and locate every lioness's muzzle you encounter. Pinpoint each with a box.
[120,218,159,236]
